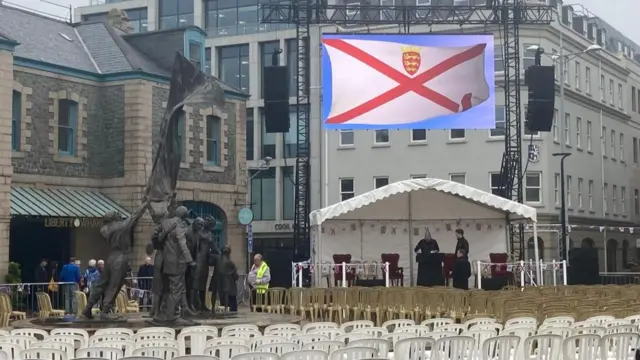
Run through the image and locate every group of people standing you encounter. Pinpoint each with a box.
[414,228,472,289]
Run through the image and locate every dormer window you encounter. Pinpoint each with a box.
[582,19,587,35]
[617,41,623,54]
[598,29,607,46]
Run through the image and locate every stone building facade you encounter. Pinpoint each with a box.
[0,5,249,277]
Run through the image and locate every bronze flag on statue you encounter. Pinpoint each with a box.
[145,53,225,222]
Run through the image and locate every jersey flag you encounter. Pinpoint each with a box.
[321,35,494,129]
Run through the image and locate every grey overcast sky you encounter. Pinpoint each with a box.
[10,0,640,45]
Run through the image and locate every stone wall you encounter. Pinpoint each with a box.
[0,49,14,276]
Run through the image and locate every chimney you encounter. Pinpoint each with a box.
[108,8,133,34]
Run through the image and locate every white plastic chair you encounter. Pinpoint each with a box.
[134,339,180,349]
[302,323,338,334]
[504,316,537,329]
[600,332,640,360]
[280,350,328,360]
[606,325,638,335]
[394,337,435,360]
[302,341,344,353]
[230,353,278,360]
[335,333,371,345]
[571,321,602,329]
[523,334,562,360]
[46,335,86,349]
[432,336,475,360]
[90,334,131,345]
[177,331,217,355]
[351,327,388,338]
[250,336,288,351]
[501,327,535,340]
[29,342,74,359]
[291,335,330,348]
[100,340,135,357]
[537,327,572,339]
[395,325,430,337]
[585,315,615,325]
[437,324,466,335]
[623,314,640,325]
[0,343,23,360]
[265,324,301,336]
[120,356,163,360]
[180,326,219,336]
[469,323,503,333]
[221,325,260,337]
[328,346,377,360]
[95,329,134,338]
[543,316,575,327]
[340,321,374,333]
[206,338,248,347]
[429,331,458,342]
[174,356,220,360]
[463,317,496,329]
[76,347,123,360]
[348,339,390,358]
[51,329,89,347]
[481,335,519,360]
[267,330,301,340]
[562,334,601,360]
[0,336,36,350]
[421,318,454,331]
[571,326,606,337]
[381,319,415,333]
[204,344,250,360]
[462,329,497,359]
[307,329,343,340]
[20,348,66,360]
[0,331,9,337]
[604,320,632,328]
[11,329,48,341]
[137,328,176,338]
[225,330,262,339]
[255,342,298,355]
[131,347,178,360]
[133,333,174,343]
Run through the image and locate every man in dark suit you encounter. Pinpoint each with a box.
[153,206,195,323]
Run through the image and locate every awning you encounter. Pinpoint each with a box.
[11,187,130,218]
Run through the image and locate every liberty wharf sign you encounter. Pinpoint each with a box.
[44,217,102,228]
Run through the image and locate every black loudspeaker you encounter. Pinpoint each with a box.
[263,249,293,289]
[263,66,290,133]
[525,66,555,132]
[568,248,599,285]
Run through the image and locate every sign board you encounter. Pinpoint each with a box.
[44,218,102,228]
[247,224,253,254]
[274,223,292,231]
[238,208,254,225]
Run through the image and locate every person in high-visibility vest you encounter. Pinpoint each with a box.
[247,254,270,311]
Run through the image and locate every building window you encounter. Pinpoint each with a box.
[57,99,77,155]
[494,46,504,72]
[491,106,505,137]
[634,137,639,163]
[204,0,259,36]
[339,130,355,147]
[246,108,254,161]
[554,173,560,205]
[602,126,607,157]
[635,189,639,214]
[411,129,427,142]
[604,183,609,214]
[340,178,355,201]
[286,38,308,98]
[260,110,276,159]
[575,61,581,89]
[588,180,594,210]
[374,130,389,145]
[176,111,185,161]
[578,178,583,208]
[525,172,541,203]
[205,115,221,165]
[283,167,295,220]
[585,66,591,94]
[450,173,466,184]
[250,167,276,220]
[620,133,625,162]
[622,186,627,215]
[609,79,614,104]
[188,41,203,71]
[618,83,623,108]
[489,173,504,196]
[552,109,558,141]
[611,130,616,159]
[563,58,569,85]
[205,47,212,75]
[522,44,537,70]
[586,120,592,151]
[633,86,637,112]
[575,117,582,149]
[411,174,427,179]
[12,91,20,151]
[159,0,194,29]
[600,75,605,101]
[613,185,618,214]
[374,177,389,189]
[260,41,280,97]
[450,129,465,140]
[218,45,249,93]
[564,113,570,146]
[566,175,572,207]
[284,106,301,158]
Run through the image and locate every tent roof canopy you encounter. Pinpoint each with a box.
[310,178,537,226]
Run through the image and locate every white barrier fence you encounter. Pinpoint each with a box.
[476,260,568,289]
[292,262,391,288]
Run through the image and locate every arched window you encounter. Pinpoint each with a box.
[179,201,227,248]
[607,239,618,272]
[622,239,629,268]
[527,237,544,261]
[582,238,595,248]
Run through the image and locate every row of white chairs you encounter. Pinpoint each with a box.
[5,332,640,360]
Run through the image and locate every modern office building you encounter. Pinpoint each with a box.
[75,0,640,272]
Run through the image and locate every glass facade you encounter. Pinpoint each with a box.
[81,8,148,33]
[218,44,249,93]
[159,0,194,30]
[283,166,295,220]
[261,110,276,159]
[250,167,276,220]
[205,47,212,75]
[286,38,309,97]
[204,0,294,37]
[284,106,298,158]
[261,41,280,97]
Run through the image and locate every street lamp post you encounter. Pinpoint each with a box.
[553,152,572,262]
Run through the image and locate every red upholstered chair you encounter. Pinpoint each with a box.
[381,253,403,286]
[333,254,356,286]
[489,253,512,278]
[442,253,456,285]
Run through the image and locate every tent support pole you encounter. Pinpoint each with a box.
[359,220,364,260]
[533,222,540,282]
[408,192,414,286]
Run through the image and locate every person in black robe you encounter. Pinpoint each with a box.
[414,230,444,286]
[452,249,472,290]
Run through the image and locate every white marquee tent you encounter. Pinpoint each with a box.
[309,178,539,286]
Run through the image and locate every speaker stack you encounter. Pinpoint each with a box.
[525,66,555,132]
[263,66,290,133]
[568,248,600,285]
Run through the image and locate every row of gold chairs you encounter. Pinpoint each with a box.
[253,285,640,325]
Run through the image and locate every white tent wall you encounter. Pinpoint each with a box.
[316,219,509,286]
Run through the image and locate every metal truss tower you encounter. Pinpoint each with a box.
[260,1,553,259]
